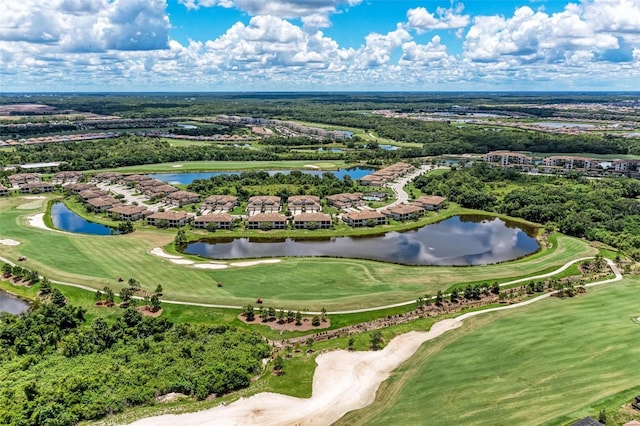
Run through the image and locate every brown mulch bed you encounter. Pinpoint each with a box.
[136,305,163,317]
[238,315,330,331]
[94,300,115,308]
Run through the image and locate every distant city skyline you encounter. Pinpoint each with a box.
[1,0,639,92]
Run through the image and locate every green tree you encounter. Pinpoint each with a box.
[51,288,67,307]
[150,294,161,312]
[598,409,606,424]
[435,290,444,306]
[175,228,187,245]
[273,355,285,374]
[244,305,255,322]
[155,284,163,296]
[312,315,321,326]
[39,277,52,295]
[370,331,383,351]
[295,311,302,326]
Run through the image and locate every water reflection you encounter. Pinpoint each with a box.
[51,202,117,236]
[0,291,29,315]
[149,167,375,185]
[184,215,539,266]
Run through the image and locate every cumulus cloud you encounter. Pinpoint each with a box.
[178,0,361,20]
[0,0,170,52]
[464,1,637,64]
[406,4,470,32]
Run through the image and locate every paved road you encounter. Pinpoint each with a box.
[375,165,440,212]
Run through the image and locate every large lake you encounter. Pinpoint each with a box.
[51,202,116,235]
[0,291,29,315]
[184,215,539,266]
[149,167,375,185]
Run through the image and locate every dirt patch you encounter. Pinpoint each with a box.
[137,305,163,317]
[238,314,330,331]
[94,301,115,308]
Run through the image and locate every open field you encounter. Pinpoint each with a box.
[338,276,640,426]
[99,160,349,173]
[0,195,598,312]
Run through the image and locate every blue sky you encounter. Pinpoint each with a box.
[1,0,639,92]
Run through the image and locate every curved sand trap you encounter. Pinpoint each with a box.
[230,259,281,267]
[0,239,20,246]
[172,164,184,168]
[23,196,45,200]
[129,319,462,426]
[193,264,229,270]
[304,164,320,169]
[27,213,49,230]
[169,259,195,265]
[150,247,182,259]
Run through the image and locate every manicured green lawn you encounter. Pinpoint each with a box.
[338,276,640,426]
[0,195,598,311]
[99,160,349,173]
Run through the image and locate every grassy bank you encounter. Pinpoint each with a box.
[338,276,640,426]
[97,160,350,173]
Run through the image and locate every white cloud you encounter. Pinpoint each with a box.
[407,4,470,32]
[0,0,170,52]
[178,0,361,20]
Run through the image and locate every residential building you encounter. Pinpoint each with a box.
[166,190,200,206]
[122,174,151,185]
[542,156,597,170]
[193,213,234,230]
[292,212,332,229]
[325,192,364,209]
[19,182,55,193]
[67,183,95,194]
[287,195,321,214]
[146,210,191,227]
[482,151,533,167]
[92,172,123,183]
[107,205,149,221]
[414,195,447,210]
[359,162,414,186]
[145,184,178,197]
[79,189,109,201]
[203,195,239,211]
[52,171,84,184]
[87,196,119,212]
[246,212,287,229]
[8,173,40,187]
[383,204,424,221]
[342,210,387,227]
[247,196,281,214]
[137,179,166,189]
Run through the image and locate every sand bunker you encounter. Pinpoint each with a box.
[193,264,229,270]
[304,164,320,169]
[169,259,195,265]
[0,239,20,246]
[172,164,184,168]
[230,259,281,267]
[129,319,462,426]
[23,196,45,200]
[150,247,182,259]
[27,213,49,230]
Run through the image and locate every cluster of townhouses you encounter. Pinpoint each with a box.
[2,161,447,230]
[359,162,414,186]
[481,151,640,176]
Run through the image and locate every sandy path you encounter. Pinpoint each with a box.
[128,259,623,426]
[0,239,20,246]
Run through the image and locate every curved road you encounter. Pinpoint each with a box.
[0,254,620,315]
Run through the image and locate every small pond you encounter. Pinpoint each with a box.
[149,167,375,185]
[379,144,400,151]
[184,215,539,266]
[0,291,29,315]
[51,202,118,236]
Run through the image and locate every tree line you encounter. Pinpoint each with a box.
[414,164,640,258]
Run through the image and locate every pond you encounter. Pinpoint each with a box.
[51,202,117,236]
[379,144,400,151]
[532,122,595,129]
[149,167,375,185]
[0,291,29,315]
[183,215,539,266]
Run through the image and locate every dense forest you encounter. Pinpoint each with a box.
[187,170,361,200]
[0,299,270,426]
[414,164,640,258]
